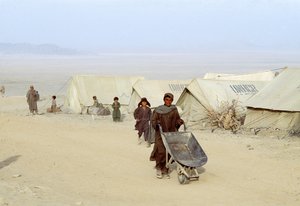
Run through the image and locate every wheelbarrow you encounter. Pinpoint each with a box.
[160,126,208,184]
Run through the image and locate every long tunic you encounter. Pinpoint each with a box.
[134,106,152,141]
[112,101,121,121]
[150,105,183,174]
[26,89,38,113]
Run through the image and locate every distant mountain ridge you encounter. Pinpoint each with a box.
[0,43,83,55]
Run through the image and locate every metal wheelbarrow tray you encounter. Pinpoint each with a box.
[161,130,208,184]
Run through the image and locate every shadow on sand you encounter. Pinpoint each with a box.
[0,155,21,170]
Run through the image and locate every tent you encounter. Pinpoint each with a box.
[244,68,300,133]
[203,70,280,81]
[64,75,144,113]
[176,78,270,129]
[128,79,190,113]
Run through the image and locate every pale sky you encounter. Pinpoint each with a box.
[1,0,300,52]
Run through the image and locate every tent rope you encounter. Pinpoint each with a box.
[22,77,72,114]
[39,77,72,110]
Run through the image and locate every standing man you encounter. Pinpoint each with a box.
[150,93,184,179]
[26,85,39,115]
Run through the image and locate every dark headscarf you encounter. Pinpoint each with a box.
[138,97,151,107]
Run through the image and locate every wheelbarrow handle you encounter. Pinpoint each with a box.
[158,123,187,132]
[158,124,163,133]
[183,123,187,132]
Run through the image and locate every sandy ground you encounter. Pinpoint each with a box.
[0,96,300,206]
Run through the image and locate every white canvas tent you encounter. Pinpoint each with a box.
[203,70,280,81]
[244,68,300,133]
[64,75,144,113]
[128,79,190,113]
[176,79,270,129]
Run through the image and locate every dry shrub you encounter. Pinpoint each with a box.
[207,99,246,133]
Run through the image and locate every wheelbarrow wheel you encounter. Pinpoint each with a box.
[178,173,190,184]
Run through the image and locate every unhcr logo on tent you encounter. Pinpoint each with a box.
[230,84,259,95]
[169,84,188,92]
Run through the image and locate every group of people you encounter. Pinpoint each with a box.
[26,85,60,115]
[26,85,120,120]
[26,85,184,179]
[89,95,121,121]
[83,96,120,121]
[133,93,184,179]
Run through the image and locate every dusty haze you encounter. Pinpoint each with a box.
[1,52,299,96]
